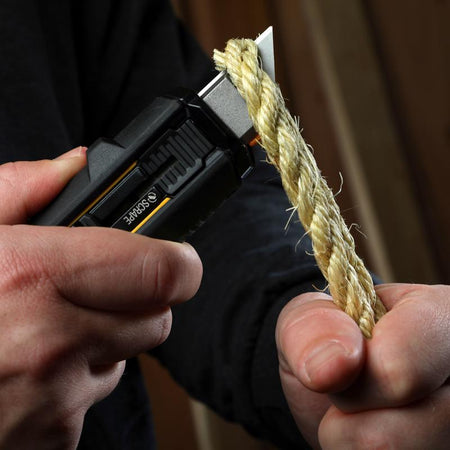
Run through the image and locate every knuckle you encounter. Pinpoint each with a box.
[47,396,88,450]
[376,352,420,404]
[91,362,125,401]
[277,302,344,348]
[320,414,390,450]
[0,161,20,190]
[374,296,442,404]
[277,313,300,352]
[154,308,173,347]
[154,254,177,302]
[0,240,43,293]
[276,298,308,335]
[276,305,308,354]
[0,227,58,296]
[140,241,201,307]
[351,430,390,450]
[27,335,79,379]
[143,246,181,304]
[0,162,28,220]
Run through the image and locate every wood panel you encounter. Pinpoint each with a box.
[366,0,450,282]
[301,0,438,282]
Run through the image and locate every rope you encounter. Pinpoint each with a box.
[214,37,386,338]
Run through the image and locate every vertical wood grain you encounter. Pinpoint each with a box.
[301,0,439,282]
[366,0,450,282]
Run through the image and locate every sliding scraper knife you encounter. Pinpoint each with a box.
[32,27,275,241]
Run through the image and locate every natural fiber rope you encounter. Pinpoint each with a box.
[214,37,386,338]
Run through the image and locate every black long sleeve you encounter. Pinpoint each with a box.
[0,0,213,164]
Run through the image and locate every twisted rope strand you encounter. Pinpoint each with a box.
[214,38,386,337]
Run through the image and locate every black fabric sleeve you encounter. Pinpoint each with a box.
[68,0,214,142]
[152,148,324,449]
[0,0,214,163]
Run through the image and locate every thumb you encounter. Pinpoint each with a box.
[0,147,86,224]
[276,292,365,393]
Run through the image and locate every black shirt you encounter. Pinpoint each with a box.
[0,1,321,448]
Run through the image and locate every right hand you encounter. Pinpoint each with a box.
[0,148,203,449]
[276,285,450,449]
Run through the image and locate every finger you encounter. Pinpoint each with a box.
[319,385,450,450]
[81,307,174,363]
[53,359,126,407]
[374,282,424,309]
[1,225,202,312]
[89,361,127,404]
[331,284,450,412]
[276,292,365,394]
[0,147,86,224]
[5,277,174,369]
[44,359,126,448]
[279,365,332,449]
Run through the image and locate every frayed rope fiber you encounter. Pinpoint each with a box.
[214,37,386,338]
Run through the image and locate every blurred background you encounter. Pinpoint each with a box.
[141,0,449,448]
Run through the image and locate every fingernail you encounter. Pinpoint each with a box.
[181,242,199,256]
[304,341,348,382]
[52,148,87,181]
[55,146,87,160]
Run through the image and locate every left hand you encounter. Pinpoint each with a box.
[0,150,203,449]
[276,283,450,449]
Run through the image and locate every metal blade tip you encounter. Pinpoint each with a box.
[255,26,275,82]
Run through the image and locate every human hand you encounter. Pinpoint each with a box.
[276,283,450,449]
[0,149,202,449]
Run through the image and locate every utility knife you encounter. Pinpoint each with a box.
[32,27,275,241]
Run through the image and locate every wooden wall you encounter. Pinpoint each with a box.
[143,1,449,449]
[365,0,449,282]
